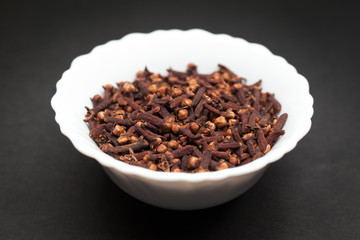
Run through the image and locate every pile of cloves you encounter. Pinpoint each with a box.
[84,63,287,173]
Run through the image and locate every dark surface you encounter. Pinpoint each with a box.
[1,0,359,239]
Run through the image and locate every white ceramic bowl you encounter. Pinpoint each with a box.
[51,29,313,210]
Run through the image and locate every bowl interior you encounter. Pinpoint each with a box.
[53,29,313,180]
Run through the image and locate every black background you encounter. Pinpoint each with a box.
[1,0,359,239]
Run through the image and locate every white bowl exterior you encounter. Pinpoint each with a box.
[104,167,266,210]
[103,166,267,210]
[51,29,313,209]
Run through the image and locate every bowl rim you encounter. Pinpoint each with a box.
[51,28,314,183]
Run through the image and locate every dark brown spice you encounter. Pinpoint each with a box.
[85,63,287,172]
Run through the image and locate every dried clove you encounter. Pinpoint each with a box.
[85,63,287,172]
